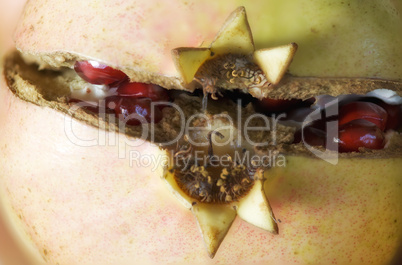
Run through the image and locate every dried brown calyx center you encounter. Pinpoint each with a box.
[194,54,267,99]
[171,130,256,204]
[173,160,255,204]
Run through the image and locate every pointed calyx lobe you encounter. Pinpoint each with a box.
[192,203,237,258]
[164,164,278,258]
[171,6,298,99]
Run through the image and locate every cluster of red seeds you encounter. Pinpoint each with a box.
[258,97,401,152]
[72,61,400,152]
[295,100,401,152]
[72,61,169,126]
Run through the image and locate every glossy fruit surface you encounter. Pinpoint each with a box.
[339,102,388,131]
[106,96,162,126]
[338,119,385,152]
[116,82,169,102]
[74,61,128,85]
[71,62,170,126]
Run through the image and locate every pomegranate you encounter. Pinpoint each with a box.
[1,1,402,265]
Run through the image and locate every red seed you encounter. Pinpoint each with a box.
[116,82,169,102]
[106,96,162,126]
[339,102,388,131]
[74,61,128,85]
[337,119,385,153]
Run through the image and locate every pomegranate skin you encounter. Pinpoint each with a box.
[1,72,402,265]
[14,0,402,89]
